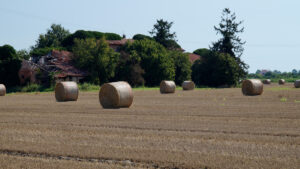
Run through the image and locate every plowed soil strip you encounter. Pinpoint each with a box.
[0,121,299,138]
[0,149,176,169]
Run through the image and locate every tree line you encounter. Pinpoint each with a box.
[0,8,248,88]
[248,69,300,81]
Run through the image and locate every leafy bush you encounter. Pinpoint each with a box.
[21,84,41,92]
[79,83,100,91]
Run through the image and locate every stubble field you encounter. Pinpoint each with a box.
[0,84,299,169]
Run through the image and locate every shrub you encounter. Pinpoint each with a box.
[79,83,100,91]
[21,84,41,92]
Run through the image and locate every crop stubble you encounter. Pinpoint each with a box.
[0,84,299,169]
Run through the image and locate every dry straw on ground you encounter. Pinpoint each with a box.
[278,79,285,85]
[55,81,79,102]
[294,80,300,88]
[160,80,176,94]
[182,81,195,90]
[0,84,6,96]
[242,79,263,96]
[262,79,271,84]
[99,81,133,108]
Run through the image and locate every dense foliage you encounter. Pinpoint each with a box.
[0,45,22,86]
[113,51,145,87]
[193,48,210,57]
[62,30,122,49]
[72,38,119,84]
[30,46,66,57]
[210,8,248,81]
[170,51,192,85]
[33,24,70,49]
[149,19,181,49]
[192,50,240,87]
[248,69,300,82]
[132,34,153,41]
[120,39,175,86]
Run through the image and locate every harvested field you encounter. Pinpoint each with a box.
[0,83,299,169]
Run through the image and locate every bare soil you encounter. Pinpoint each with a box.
[0,83,299,169]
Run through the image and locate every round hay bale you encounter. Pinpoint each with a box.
[99,81,133,108]
[160,80,176,94]
[0,84,6,96]
[55,81,79,102]
[262,79,271,84]
[294,80,300,88]
[278,79,285,85]
[182,81,195,90]
[242,79,263,96]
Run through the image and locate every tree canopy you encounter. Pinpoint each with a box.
[0,45,22,86]
[149,19,181,49]
[210,8,248,80]
[62,30,122,49]
[170,51,192,85]
[72,38,119,84]
[192,50,240,87]
[132,34,153,41]
[121,39,175,86]
[33,24,70,49]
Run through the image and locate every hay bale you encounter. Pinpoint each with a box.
[242,79,263,96]
[182,81,195,90]
[294,80,300,88]
[99,81,133,108]
[160,80,176,94]
[278,79,285,85]
[55,81,79,102]
[0,84,6,96]
[262,79,271,84]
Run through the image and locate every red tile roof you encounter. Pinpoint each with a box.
[49,50,88,78]
[188,53,201,63]
[107,39,134,46]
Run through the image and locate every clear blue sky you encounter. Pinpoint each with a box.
[0,0,299,73]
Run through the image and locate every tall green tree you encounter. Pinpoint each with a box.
[149,19,181,49]
[210,8,248,79]
[34,24,70,49]
[0,45,22,86]
[72,38,119,84]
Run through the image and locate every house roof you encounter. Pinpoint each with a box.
[188,53,201,63]
[47,50,88,78]
[107,39,134,46]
